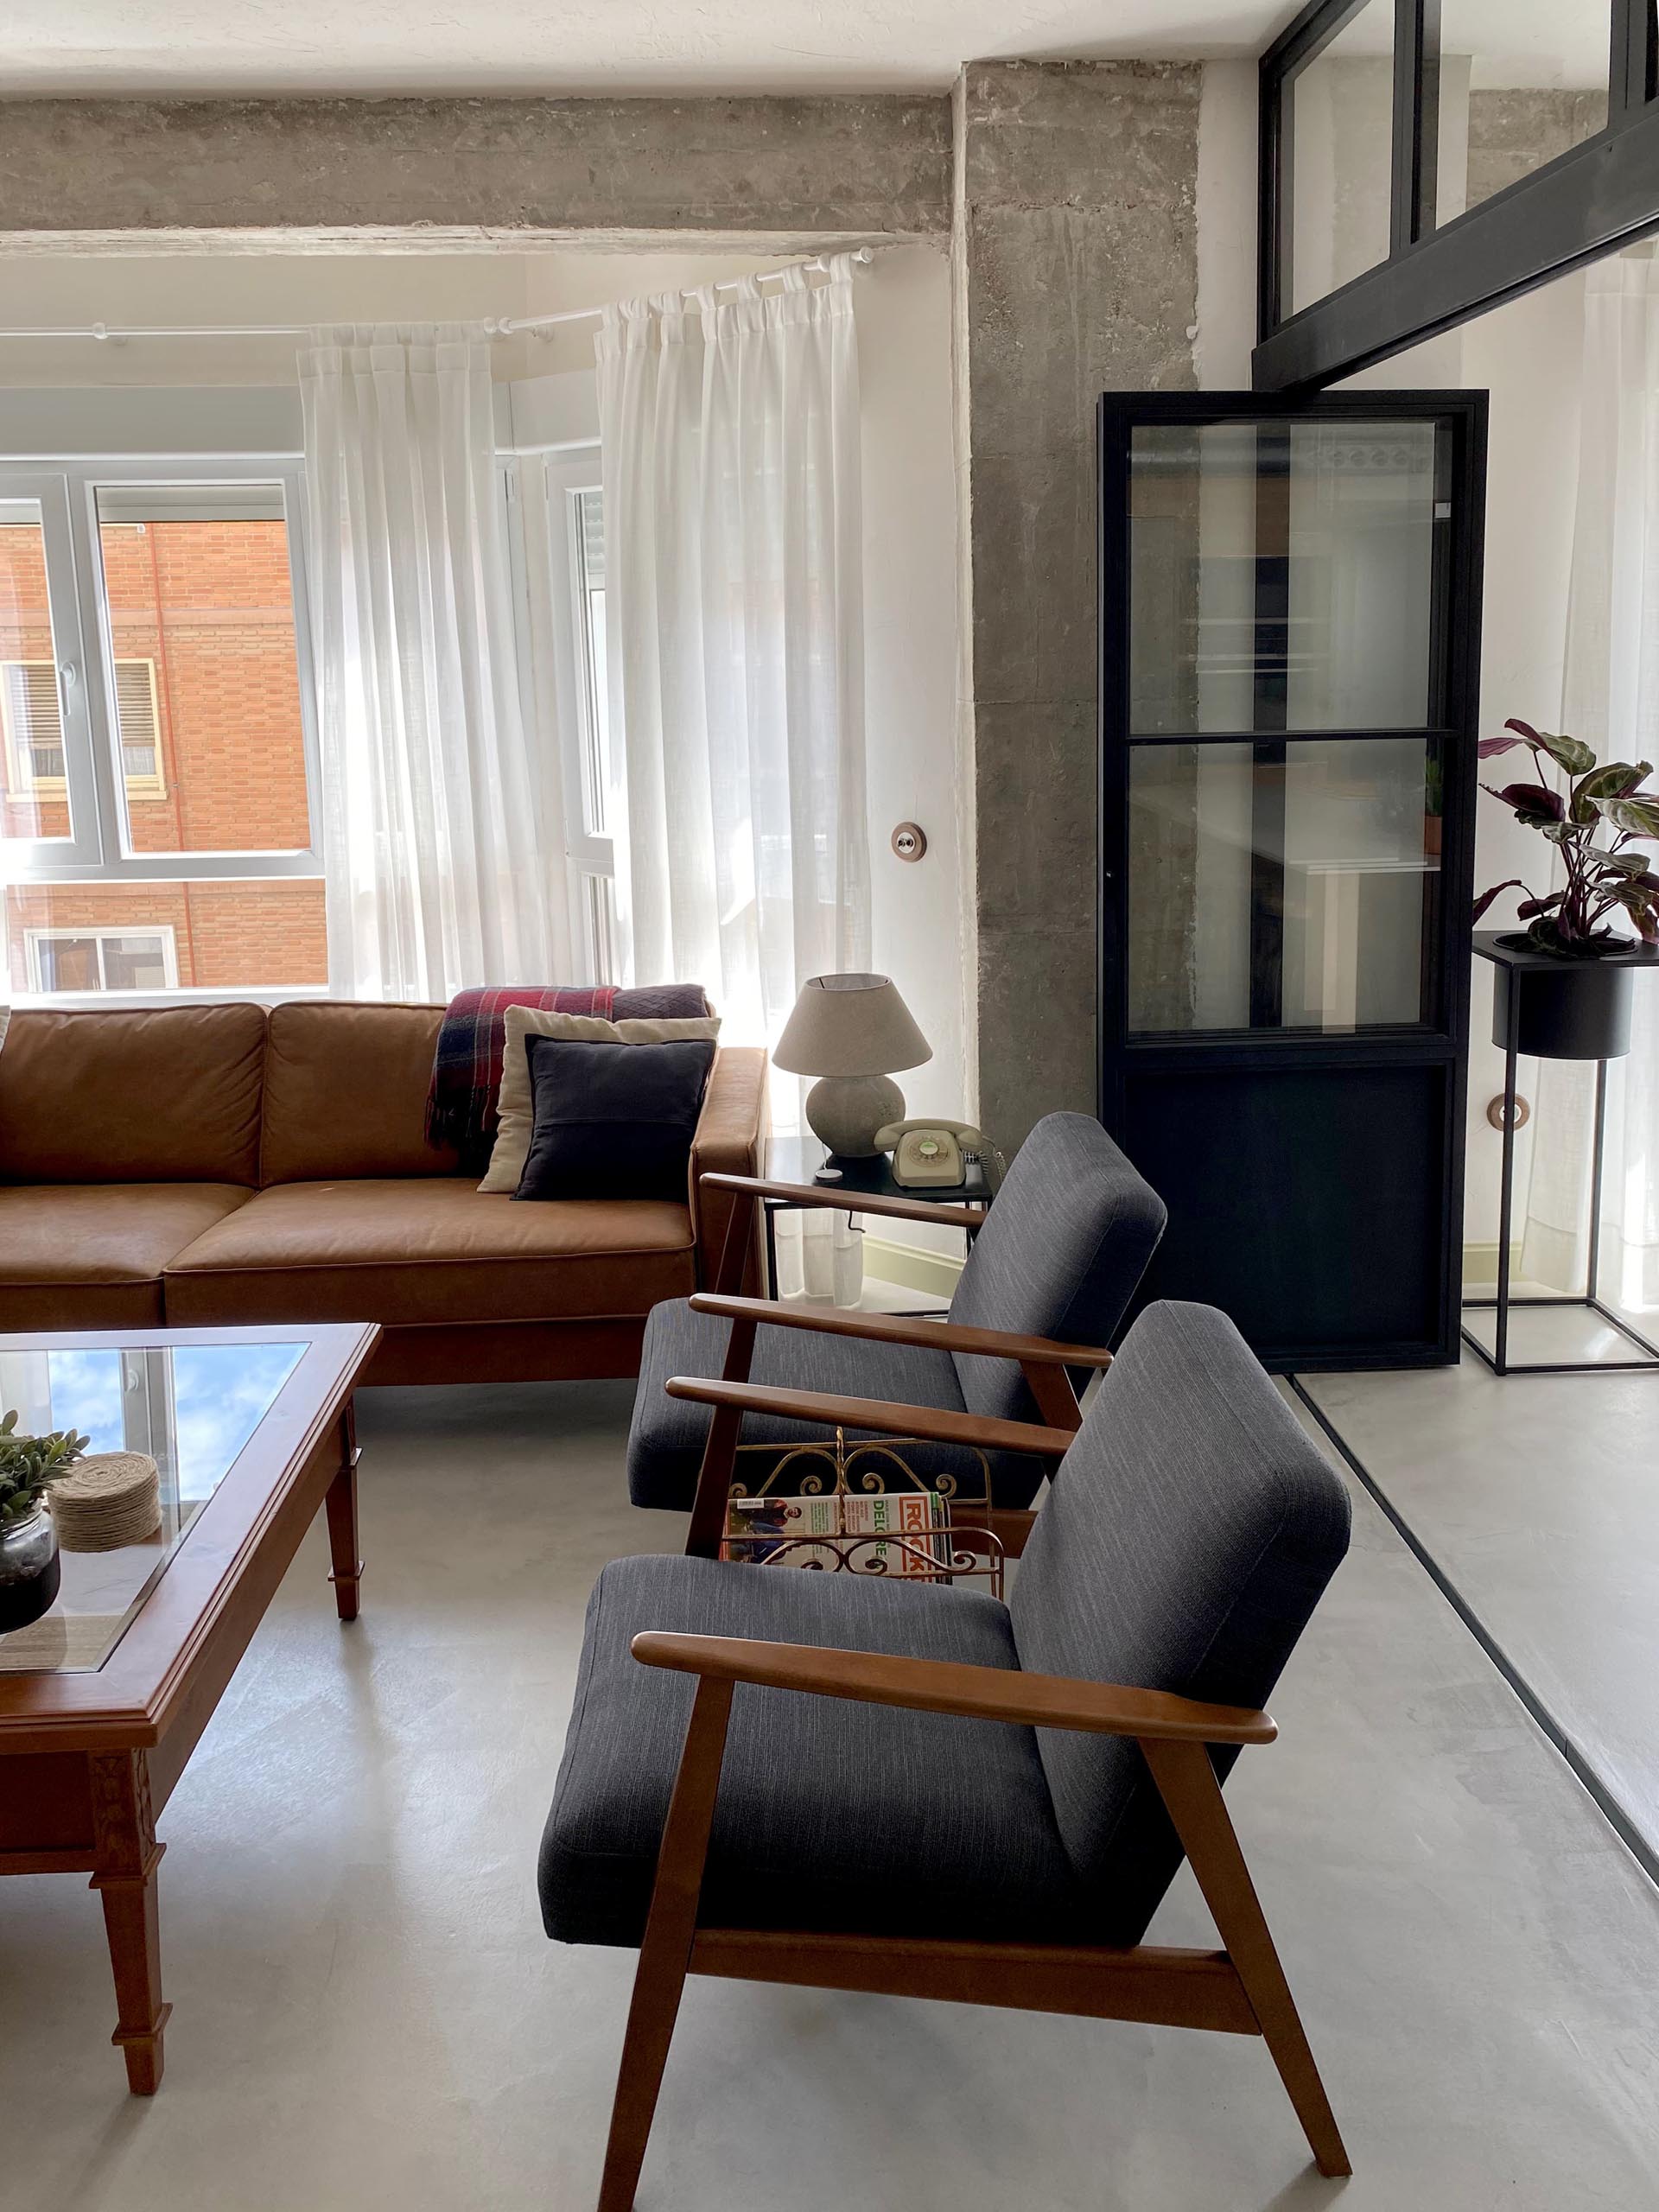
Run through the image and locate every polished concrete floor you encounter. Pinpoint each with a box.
[3,1376,1659,2211]
[1300,1345,1659,1880]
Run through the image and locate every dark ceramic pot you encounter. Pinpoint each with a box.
[0,1505,62,1634]
[1492,938,1637,1061]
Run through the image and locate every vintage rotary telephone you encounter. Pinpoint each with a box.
[874,1119,1007,1192]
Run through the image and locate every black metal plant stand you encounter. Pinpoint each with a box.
[1461,932,1659,1376]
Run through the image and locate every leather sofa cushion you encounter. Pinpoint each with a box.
[260,1001,460,1184]
[0,1183,254,1330]
[0,1006,266,1185]
[162,1179,697,1327]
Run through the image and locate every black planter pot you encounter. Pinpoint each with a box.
[0,1509,62,1634]
[1491,938,1637,1060]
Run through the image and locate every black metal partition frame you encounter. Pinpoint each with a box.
[1258,0,1659,391]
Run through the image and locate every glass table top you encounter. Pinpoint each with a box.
[0,1338,304,1676]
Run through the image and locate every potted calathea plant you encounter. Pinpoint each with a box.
[1473,719,1659,1060]
[0,1411,89,1634]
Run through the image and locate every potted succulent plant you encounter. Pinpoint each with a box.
[1473,719,1659,1060]
[0,1410,90,1634]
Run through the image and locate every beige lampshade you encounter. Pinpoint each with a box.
[772,973,931,1078]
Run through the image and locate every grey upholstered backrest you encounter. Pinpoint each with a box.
[1008,1301,1351,1946]
[946,1113,1166,1421]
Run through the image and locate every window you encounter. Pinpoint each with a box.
[1,660,67,788]
[508,447,618,982]
[1,462,325,999]
[25,925,178,993]
[2,658,164,797]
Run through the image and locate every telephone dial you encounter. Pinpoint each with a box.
[873,1119,1006,1192]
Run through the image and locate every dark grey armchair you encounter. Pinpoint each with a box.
[542,1300,1354,2209]
[626,1110,1166,1547]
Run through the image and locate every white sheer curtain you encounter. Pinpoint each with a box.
[299,322,555,1001]
[596,259,870,1300]
[1521,257,1659,1308]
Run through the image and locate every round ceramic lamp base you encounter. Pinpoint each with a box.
[804,1073,905,1159]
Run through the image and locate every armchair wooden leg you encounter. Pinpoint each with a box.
[1142,1739,1351,2180]
[597,1678,735,2212]
[684,1316,759,1560]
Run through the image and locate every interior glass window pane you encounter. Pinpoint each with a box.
[1287,0,1396,315]
[92,483,312,855]
[1128,421,1439,735]
[6,880,326,995]
[1435,3,1611,228]
[1127,737,1440,1034]
[0,498,74,845]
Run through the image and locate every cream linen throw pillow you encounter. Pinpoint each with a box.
[478,1007,722,1194]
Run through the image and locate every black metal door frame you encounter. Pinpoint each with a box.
[1097,387,1489,1368]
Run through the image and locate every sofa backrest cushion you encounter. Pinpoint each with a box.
[0,1004,267,1185]
[260,1001,461,1183]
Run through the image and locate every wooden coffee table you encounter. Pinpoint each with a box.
[0,1320,379,2092]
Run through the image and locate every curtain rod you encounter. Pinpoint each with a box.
[0,247,875,344]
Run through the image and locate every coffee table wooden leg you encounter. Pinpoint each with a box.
[88,1751,172,2095]
[325,1402,364,1623]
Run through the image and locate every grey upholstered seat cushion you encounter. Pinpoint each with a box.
[539,1554,1081,1948]
[626,1297,1045,1510]
[947,1111,1166,1426]
[1009,1301,1352,1947]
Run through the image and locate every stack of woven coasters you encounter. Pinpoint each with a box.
[49,1452,162,1552]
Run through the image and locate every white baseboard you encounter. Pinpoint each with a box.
[1461,1241,1523,1287]
[861,1235,967,1300]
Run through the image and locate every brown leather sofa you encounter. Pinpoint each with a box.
[0,1001,768,1385]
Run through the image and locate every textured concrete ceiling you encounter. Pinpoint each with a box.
[6,1,1294,98]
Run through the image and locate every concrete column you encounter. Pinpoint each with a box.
[957,60,1200,1146]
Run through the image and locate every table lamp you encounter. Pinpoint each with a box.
[772,972,931,1158]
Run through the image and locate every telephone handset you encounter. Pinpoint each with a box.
[874,1119,1006,1192]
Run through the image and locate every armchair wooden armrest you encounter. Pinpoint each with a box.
[699,1169,987,1232]
[631,1631,1276,1747]
[688,1292,1112,1371]
[665,1374,1076,1460]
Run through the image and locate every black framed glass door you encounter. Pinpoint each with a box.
[1098,390,1488,1367]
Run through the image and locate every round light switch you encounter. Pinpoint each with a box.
[891,822,927,862]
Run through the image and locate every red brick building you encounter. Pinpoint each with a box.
[1,514,327,991]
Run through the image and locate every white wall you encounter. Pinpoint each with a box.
[0,251,541,385]
[1341,273,1589,1258]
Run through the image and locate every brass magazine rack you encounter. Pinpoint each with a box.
[720,1430,1005,1596]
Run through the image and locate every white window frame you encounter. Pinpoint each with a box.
[504,442,619,983]
[1,454,323,1004]
[2,654,166,799]
[24,923,180,993]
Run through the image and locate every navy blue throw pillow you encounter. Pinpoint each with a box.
[514,1034,717,1202]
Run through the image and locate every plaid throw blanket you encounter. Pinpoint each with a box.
[424,982,712,1166]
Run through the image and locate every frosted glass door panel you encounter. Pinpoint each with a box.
[1128,421,1440,734]
[1284,421,1436,730]
[1128,738,1439,1034]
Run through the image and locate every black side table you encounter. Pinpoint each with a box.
[1463,931,1659,1376]
[760,1135,992,1310]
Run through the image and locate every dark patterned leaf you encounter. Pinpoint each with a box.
[1478,734,1524,759]
[1570,760,1650,822]
[1483,780,1565,823]
[1516,891,1565,919]
[1471,879,1524,923]
[1503,717,1597,776]
[1598,794,1659,838]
